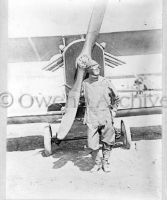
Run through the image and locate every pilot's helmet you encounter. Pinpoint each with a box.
[88,60,101,70]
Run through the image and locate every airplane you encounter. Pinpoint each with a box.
[7,0,162,154]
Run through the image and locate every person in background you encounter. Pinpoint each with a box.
[134,76,147,95]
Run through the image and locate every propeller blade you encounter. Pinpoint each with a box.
[57,0,108,140]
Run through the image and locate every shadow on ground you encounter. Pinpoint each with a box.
[52,149,94,171]
[40,140,125,171]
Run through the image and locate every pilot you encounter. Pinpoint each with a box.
[81,59,120,172]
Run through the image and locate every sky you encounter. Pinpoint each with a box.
[8,0,162,38]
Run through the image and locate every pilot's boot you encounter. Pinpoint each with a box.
[102,143,112,173]
[90,149,102,172]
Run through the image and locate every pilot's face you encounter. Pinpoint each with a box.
[88,64,100,76]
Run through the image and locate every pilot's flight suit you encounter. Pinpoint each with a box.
[82,75,120,166]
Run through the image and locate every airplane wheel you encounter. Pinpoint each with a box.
[121,120,131,149]
[44,124,52,156]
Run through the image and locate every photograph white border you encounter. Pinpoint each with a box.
[0,0,7,199]
[0,0,167,199]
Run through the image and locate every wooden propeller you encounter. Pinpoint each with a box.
[57,0,108,139]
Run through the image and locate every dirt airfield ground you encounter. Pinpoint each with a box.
[6,138,162,200]
[6,115,162,200]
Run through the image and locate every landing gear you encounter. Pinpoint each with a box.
[43,119,132,156]
[44,124,52,156]
[121,120,131,149]
[44,124,62,156]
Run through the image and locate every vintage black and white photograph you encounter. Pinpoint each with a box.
[6,0,162,199]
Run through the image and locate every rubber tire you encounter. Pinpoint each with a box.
[121,120,131,149]
[44,124,52,156]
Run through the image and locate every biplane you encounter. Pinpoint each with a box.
[7,0,162,154]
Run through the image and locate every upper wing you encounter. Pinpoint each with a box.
[8,29,161,63]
